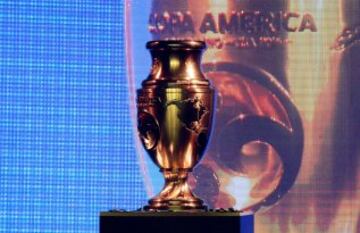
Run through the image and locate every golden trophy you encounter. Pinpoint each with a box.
[137,40,214,211]
[100,40,255,233]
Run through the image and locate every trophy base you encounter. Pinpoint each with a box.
[143,169,209,211]
[100,210,254,233]
[144,197,207,211]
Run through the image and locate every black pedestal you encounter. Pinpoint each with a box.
[100,211,254,233]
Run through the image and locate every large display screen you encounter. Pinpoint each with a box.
[0,1,146,232]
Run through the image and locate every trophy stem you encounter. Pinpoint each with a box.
[144,169,207,211]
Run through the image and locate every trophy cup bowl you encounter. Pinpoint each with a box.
[136,40,214,211]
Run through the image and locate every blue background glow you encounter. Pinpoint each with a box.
[0,1,146,232]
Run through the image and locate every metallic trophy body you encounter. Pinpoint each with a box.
[137,40,214,210]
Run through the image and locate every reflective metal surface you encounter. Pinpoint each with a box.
[137,40,214,210]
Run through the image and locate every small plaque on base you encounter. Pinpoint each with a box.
[100,210,254,233]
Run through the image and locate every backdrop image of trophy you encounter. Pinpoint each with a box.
[125,1,359,232]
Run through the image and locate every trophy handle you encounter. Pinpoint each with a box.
[216,114,303,210]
